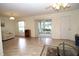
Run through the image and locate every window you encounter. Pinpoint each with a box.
[18,21,25,32]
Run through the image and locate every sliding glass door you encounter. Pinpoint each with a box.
[37,20,52,37]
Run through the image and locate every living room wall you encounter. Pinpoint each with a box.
[1,9,79,41]
[0,16,16,40]
[24,9,79,41]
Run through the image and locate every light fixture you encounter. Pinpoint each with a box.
[9,12,15,20]
[47,3,70,10]
[9,16,15,20]
[53,3,69,10]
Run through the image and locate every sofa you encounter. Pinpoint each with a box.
[2,31,15,40]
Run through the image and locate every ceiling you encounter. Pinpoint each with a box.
[0,3,79,17]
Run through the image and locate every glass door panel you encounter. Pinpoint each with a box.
[37,20,52,37]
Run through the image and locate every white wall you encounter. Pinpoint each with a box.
[1,9,79,41]
[24,14,62,38]
[0,16,16,40]
[24,9,79,41]
[59,10,79,41]
[0,19,3,55]
[14,18,26,36]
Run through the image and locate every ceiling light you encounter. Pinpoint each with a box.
[9,16,15,20]
[52,3,70,10]
[47,3,70,11]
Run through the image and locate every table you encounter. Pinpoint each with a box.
[40,42,79,56]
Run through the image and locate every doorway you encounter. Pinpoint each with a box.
[18,21,25,37]
[36,20,52,38]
